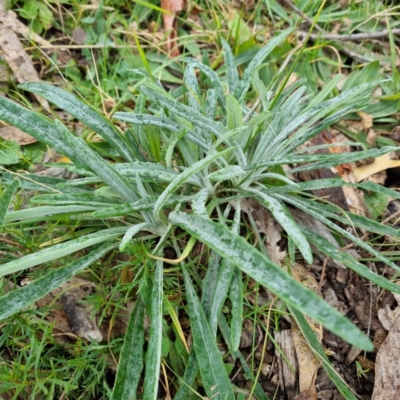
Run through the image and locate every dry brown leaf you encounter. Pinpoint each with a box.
[353,152,400,182]
[292,327,320,395]
[161,0,184,57]
[35,277,103,342]
[240,198,286,265]
[371,315,400,400]
[290,263,321,394]
[290,208,347,269]
[0,10,52,47]
[0,14,50,110]
[357,111,373,130]
[275,330,298,400]
[72,27,87,45]
[294,389,317,400]
[0,126,36,145]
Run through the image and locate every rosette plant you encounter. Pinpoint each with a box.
[1,30,400,399]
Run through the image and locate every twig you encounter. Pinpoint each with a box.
[281,0,324,32]
[297,29,400,42]
[338,45,392,68]
[283,0,394,68]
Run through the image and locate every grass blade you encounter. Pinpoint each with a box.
[235,29,292,102]
[0,180,18,225]
[169,211,373,351]
[112,296,146,400]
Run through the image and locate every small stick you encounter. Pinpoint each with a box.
[281,0,324,32]
[298,29,400,42]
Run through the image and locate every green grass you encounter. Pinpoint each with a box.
[1,1,400,399]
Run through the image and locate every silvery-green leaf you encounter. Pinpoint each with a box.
[140,86,224,137]
[191,188,209,216]
[0,96,76,160]
[55,121,139,202]
[250,190,313,264]
[19,82,136,162]
[6,205,98,223]
[182,265,234,399]
[113,113,210,151]
[112,297,145,400]
[221,39,239,94]
[207,166,246,182]
[0,244,116,320]
[143,261,163,400]
[153,148,234,219]
[0,226,127,277]
[119,222,152,251]
[169,211,373,351]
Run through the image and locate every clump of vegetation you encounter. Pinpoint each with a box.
[1,2,400,399]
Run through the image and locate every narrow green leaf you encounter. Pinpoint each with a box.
[55,120,139,202]
[0,96,76,160]
[183,60,226,112]
[209,259,234,336]
[207,165,246,182]
[119,222,151,251]
[250,191,313,264]
[30,193,123,207]
[280,194,400,273]
[91,195,194,219]
[230,267,243,351]
[235,29,292,102]
[303,227,400,295]
[113,113,210,151]
[6,205,99,222]
[226,94,244,130]
[0,180,18,225]
[247,146,398,172]
[19,83,136,162]
[191,188,208,216]
[0,244,116,320]
[184,64,202,112]
[182,265,234,399]
[221,39,239,94]
[140,86,224,137]
[174,350,198,400]
[112,297,145,400]
[218,314,269,400]
[0,227,127,277]
[169,212,373,351]
[143,260,163,400]
[153,148,233,219]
